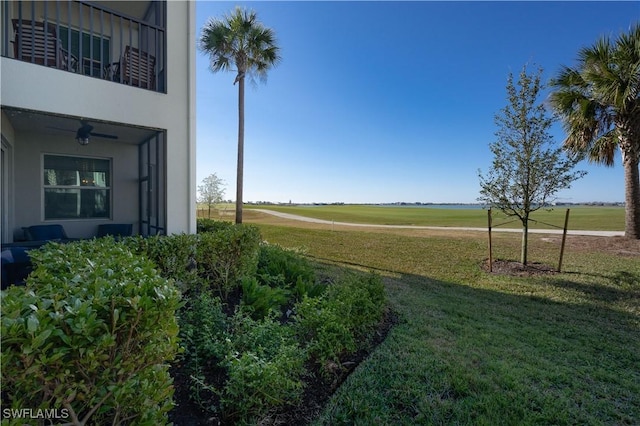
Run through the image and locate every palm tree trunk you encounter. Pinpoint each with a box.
[623,155,640,239]
[235,75,245,224]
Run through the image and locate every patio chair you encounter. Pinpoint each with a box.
[23,224,69,241]
[121,46,156,90]
[12,19,76,71]
[1,247,31,289]
[97,223,133,238]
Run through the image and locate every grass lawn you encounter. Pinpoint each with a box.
[245,204,626,231]
[246,214,639,425]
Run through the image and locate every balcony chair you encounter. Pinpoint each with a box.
[11,19,76,71]
[121,46,156,90]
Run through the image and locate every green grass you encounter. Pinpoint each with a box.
[253,224,639,425]
[246,204,625,231]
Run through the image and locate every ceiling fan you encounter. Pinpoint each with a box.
[47,120,118,145]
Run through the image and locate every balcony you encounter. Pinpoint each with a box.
[1,0,166,92]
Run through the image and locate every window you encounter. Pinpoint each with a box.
[57,26,110,77]
[43,155,110,220]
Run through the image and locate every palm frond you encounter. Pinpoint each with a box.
[198,6,280,82]
[588,132,618,166]
[549,23,640,167]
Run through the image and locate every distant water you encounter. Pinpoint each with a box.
[377,204,484,210]
[299,203,485,209]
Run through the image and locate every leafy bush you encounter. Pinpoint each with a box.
[325,272,386,339]
[293,272,386,372]
[196,225,261,298]
[241,277,290,320]
[221,312,306,424]
[127,224,261,298]
[293,275,327,300]
[177,291,230,411]
[1,239,181,425]
[179,291,229,363]
[197,218,234,234]
[293,295,356,367]
[125,234,201,291]
[257,244,314,286]
[256,244,327,302]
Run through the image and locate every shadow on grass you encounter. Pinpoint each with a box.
[543,270,640,303]
[611,271,640,286]
[311,258,640,426]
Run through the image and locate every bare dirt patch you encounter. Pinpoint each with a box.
[483,259,558,276]
[541,235,640,256]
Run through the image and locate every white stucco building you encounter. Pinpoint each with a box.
[1,0,196,242]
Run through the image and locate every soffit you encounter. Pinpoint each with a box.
[2,107,161,145]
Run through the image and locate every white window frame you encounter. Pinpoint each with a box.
[42,153,112,221]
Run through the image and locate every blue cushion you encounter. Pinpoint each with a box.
[1,247,31,288]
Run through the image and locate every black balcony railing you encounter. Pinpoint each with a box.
[2,0,166,92]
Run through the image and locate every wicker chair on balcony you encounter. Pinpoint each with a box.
[11,19,76,71]
[121,46,156,90]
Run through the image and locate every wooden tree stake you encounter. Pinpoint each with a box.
[558,209,570,272]
[488,208,493,272]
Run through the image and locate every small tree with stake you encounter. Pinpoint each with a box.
[198,173,226,218]
[478,65,586,265]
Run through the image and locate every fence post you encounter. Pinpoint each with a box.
[557,209,570,272]
[488,208,493,272]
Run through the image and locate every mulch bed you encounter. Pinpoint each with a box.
[168,309,399,426]
[484,259,558,276]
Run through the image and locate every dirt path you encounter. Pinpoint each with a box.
[253,209,625,237]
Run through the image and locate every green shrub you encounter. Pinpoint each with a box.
[257,244,315,288]
[293,295,356,367]
[177,291,230,411]
[197,218,234,234]
[293,272,386,373]
[196,225,261,298]
[221,312,306,424]
[179,291,229,363]
[293,275,327,300]
[326,272,386,339]
[127,225,261,298]
[241,277,290,320]
[125,234,201,292]
[1,239,181,425]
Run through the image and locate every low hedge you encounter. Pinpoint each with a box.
[1,238,181,425]
[128,223,262,297]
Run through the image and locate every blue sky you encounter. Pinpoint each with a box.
[195,1,639,204]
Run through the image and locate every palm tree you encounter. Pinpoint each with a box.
[199,7,280,224]
[549,24,640,239]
